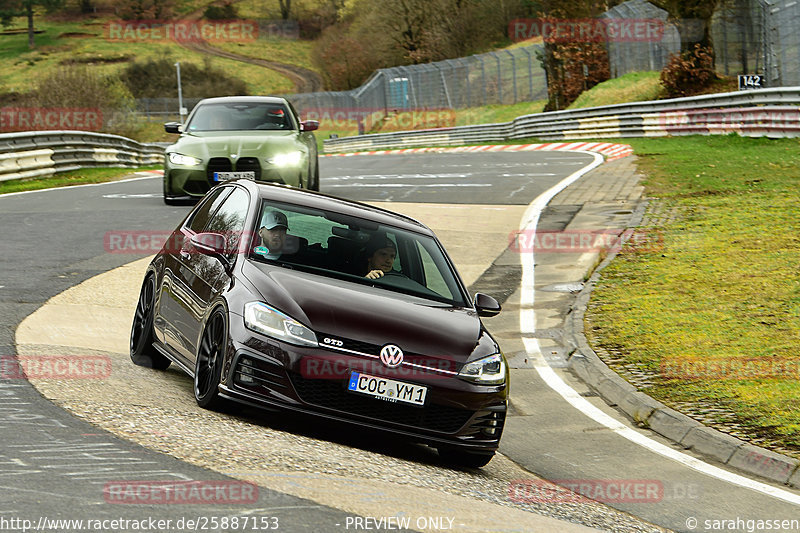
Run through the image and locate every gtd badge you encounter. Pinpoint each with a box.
[380,344,403,368]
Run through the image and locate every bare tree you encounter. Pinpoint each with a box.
[651,0,722,70]
[279,0,291,19]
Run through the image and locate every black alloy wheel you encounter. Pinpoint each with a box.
[130,275,171,370]
[194,309,227,409]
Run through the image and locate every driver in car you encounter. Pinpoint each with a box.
[256,210,289,260]
[364,236,398,279]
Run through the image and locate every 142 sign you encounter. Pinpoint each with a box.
[738,75,764,90]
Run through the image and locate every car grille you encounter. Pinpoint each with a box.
[206,157,232,184]
[235,157,261,180]
[316,333,459,373]
[289,373,473,433]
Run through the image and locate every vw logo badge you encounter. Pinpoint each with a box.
[380,344,403,368]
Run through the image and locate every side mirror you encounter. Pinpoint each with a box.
[300,120,319,132]
[474,293,501,317]
[190,232,228,262]
[164,122,183,134]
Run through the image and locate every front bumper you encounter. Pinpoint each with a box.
[165,161,304,197]
[220,321,508,452]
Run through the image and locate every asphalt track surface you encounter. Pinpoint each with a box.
[1,152,799,532]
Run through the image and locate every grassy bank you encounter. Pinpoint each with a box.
[0,18,293,96]
[0,166,161,195]
[585,135,800,455]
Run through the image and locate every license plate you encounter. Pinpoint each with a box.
[348,372,427,406]
[213,171,255,182]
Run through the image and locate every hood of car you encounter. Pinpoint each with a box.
[169,131,304,160]
[241,261,487,364]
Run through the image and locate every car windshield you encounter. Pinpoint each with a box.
[248,199,468,307]
[186,102,294,132]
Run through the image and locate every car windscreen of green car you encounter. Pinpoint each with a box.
[162,96,320,205]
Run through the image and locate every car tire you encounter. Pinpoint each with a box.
[130,275,171,370]
[438,448,495,468]
[194,308,227,410]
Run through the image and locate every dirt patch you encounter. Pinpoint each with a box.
[0,28,45,35]
[58,32,97,38]
[61,55,132,65]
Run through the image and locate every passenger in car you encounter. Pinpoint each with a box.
[364,236,397,279]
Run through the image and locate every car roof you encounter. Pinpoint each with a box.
[195,96,289,106]
[234,180,434,236]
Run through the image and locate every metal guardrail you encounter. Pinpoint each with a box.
[0,131,165,182]
[324,87,800,153]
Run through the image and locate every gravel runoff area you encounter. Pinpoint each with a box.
[15,199,668,533]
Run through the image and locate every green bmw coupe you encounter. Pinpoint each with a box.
[162,96,320,204]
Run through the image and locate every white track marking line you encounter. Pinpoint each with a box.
[0,175,159,199]
[520,151,800,506]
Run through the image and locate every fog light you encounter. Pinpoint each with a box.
[240,358,254,384]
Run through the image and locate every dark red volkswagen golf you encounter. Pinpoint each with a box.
[130,179,508,467]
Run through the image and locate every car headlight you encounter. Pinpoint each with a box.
[168,153,203,166]
[243,302,317,347]
[268,151,303,167]
[458,353,506,385]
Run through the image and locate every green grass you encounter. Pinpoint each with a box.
[213,37,319,75]
[0,166,161,195]
[568,71,663,109]
[0,17,293,95]
[584,135,800,454]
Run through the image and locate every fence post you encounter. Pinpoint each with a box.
[521,47,534,101]
[478,55,487,106]
[434,63,453,109]
[506,50,518,104]
[489,52,502,104]
[459,58,471,108]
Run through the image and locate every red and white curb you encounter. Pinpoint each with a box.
[322,142,633,161]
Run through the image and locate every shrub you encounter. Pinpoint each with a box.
[120,56,248,99]
[660,45,716,98]
[30,65,141,137]
[544,42,611,111]
[204,2,237,20]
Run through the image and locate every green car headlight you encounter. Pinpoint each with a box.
[168,153,203,166]
[243,302,318,347]
[457,353,506,385]
[268,151,303,167]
